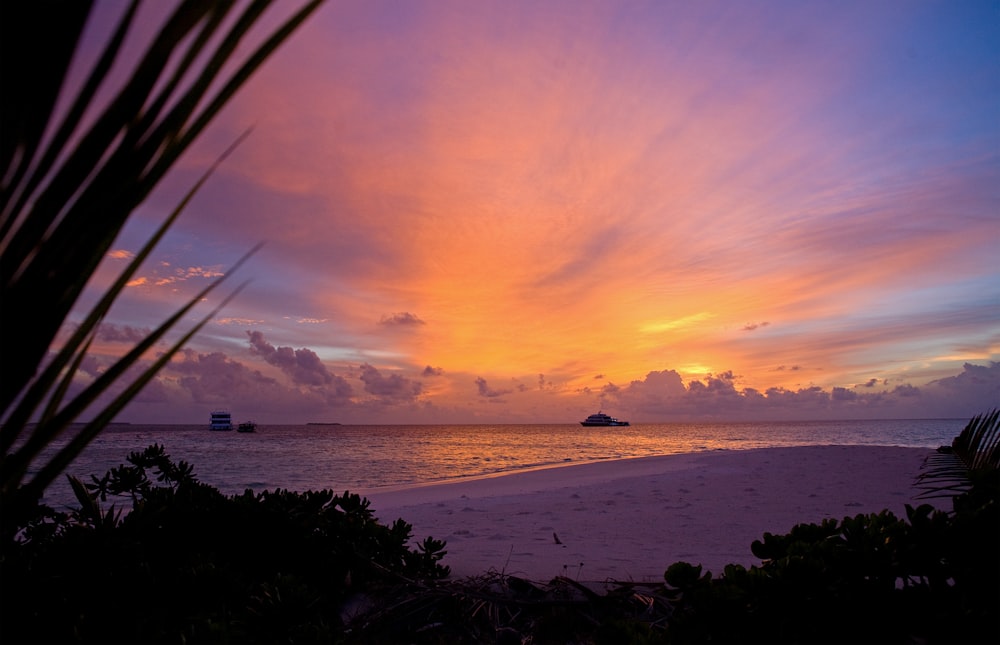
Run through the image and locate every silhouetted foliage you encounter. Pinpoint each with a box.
[3,414,998,643]
[0,445,449,643]
[658,499,996,644]
[917,407,1000,502]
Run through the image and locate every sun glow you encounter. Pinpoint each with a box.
[639,313,716,335]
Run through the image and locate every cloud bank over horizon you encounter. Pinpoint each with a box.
[73,326,999,425]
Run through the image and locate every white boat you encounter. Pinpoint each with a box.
[580,411,630,427]
[210,410,233,431]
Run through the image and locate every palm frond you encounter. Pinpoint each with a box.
[0,0,324,536]
[1,0,322,415]
[24,273,253,503]
[916,408,1000,499]
[0,129,253,455]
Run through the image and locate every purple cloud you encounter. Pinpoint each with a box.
[475,377,511,398]
[359,363,422,401]
[247,330,337,387]
[379,312,425,326]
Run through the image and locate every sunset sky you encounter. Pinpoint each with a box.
[67,0,998,424]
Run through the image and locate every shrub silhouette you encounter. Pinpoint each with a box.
[1,444,449,643]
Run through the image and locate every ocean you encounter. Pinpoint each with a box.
[34,418,964,511]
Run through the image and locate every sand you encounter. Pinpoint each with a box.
[361,445,943,584]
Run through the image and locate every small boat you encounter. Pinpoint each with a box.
[580,411,630,427]
[210,410,233,431]
[237,421,257,433]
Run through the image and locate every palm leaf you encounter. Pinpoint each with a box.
[23,275,253,503]
[1,0,322,415]
[0,129,253,455]
[916,408,1000,499]
[0,0,324,535]
[0,0,94,217]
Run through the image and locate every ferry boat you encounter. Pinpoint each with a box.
[209,410,233,431]
[580,411,630,427]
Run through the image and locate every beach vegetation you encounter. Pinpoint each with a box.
[1,434,993,643]
[1,444,449,643]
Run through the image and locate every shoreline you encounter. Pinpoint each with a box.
[363,445,944,584]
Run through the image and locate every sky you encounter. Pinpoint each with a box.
[61,0,999,425]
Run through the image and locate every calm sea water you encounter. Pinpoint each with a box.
[35,419,964,510]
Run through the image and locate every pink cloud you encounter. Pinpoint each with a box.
[359,363,422,401]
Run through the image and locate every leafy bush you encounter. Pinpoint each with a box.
[0,445,449,644]
[4,415,997,644]
[657,410,1000,645]
[660,501,996,644]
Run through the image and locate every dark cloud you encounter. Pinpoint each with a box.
[67,338,361,424]
[919,362,1000,416]
[624,370,686,401]
[379,312,425,326]
[688,371,740,398]
[359,363,422,401]
[831,386,857,401]
[422,365,444,377]
[165,347,353,416]
[247,330,337,387]
[601,382,621,395]
[742,321,770,331]
[475,377,511,398]
[892,383,921,398]
[95,323,152,343]
[78,354,103,378]
[929,362,999,391]
[600,362,1000,422]
[169,350,281,403]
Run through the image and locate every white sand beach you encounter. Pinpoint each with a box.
[363,445,942,584]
